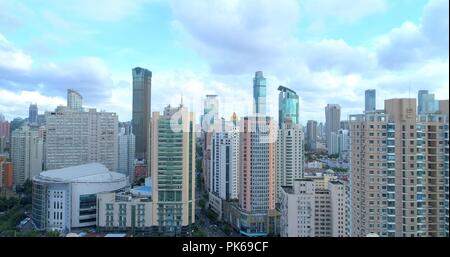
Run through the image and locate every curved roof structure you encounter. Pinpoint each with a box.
[277,85,297,95]
[34,163,126,183]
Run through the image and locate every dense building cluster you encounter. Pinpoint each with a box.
[0,68,448,237]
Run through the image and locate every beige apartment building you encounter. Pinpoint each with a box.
[349,110,390,237]
[350,98,449,237]
[149,104,196,235]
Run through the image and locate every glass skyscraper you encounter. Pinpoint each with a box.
[278,85,299,128]
[132,67,152,161]
[418,90,429,114]
[28,104,38,124]
[365,89,376,112]
[418,90,439,114]
[67,89,83,112]
[253,71,267,115]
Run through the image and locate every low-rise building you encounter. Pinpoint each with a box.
[97,190,152,234]
[208,191,223,220]
[32,163,128,232]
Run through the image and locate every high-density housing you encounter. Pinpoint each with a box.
[209,121,240,200]
[67,89,83,112]
[118,127,135,184]
[32,163,128,232]
[44,107,118,172]
[276,118,304,202]
[279,177,346,237]
[11,125,43,186]
[150,103,196,235]
[0,156,13,189]
[201,95,220,194]
[350,98,449,237]
[239,116,276,236]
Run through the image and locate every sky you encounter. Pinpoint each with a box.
[0,0,448,124]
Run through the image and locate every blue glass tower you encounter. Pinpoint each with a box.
[278,85,299,128]
[253,71,266,115]
[365,89,376,112]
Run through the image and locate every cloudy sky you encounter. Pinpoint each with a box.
[0,0,448,124]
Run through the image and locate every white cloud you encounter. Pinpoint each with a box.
[71,0,158,22]
[0,33,33,73]
[171,0,299,74]
[0,0,448,126]
[376,0,449,69]
[301,0,388,23]
[0,89,65,120]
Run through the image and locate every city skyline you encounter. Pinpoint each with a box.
[0,0,448,124]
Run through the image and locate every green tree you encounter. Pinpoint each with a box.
[192,229,207,237]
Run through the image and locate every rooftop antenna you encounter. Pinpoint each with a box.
[180,93,184,107]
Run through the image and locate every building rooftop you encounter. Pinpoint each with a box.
[35,163,126,183]
[105,233,127,237]
[281,186,294,194]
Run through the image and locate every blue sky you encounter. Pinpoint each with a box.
[0,0,448,124]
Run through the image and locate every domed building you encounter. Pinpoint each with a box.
[32,163,128,232]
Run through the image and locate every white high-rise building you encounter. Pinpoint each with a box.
[11,126,43,186]
[209,122,240,200]
[276,119,304,202]
[67,89,83,112]
[118,127,135,184]
[279,178,346,237]
[44,108,118,172]
[325,104,341,155]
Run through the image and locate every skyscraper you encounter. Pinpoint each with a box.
[201,95,220,194]
[253,71,267,115]
[11,125,43,186]
[317,122,324,140]
[418,90,429,114]
[29,104,38,124]
[365,89,376,112]
[209,122,240,200]
[44,108,118,172]
[118,127,136,184]
[201,95,219,131]
[421,92,439,114]
[306,120,317,151]
[67,89,83,112]
[239,115,276,236]
[150,104,195,235]
[132,67,152,161]
[439,100,449,120]
[325,104,341,155]
[276,118,304,202]
[278,86,299,128]
[0,114,10,144]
